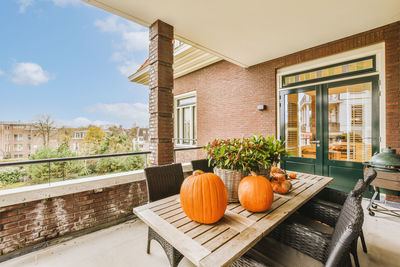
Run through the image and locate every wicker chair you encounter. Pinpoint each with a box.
[191,159,214,173]
[235,181,366,267]
[298,169,377,267]
[144,163,185,267]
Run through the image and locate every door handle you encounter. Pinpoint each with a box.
[310,140,320,147]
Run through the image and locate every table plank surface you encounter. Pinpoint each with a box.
[133,172,332,267]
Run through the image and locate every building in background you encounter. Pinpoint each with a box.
[132,128,150,151]
[0,121,58,160]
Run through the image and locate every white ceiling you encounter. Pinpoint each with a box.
[84,0,400,67]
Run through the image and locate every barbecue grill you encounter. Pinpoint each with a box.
[363,147,400,217]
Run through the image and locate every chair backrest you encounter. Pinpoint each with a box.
[324,193,364,267]
[144,163,184,203]
[352,168,377,198]
[191,159,214,173]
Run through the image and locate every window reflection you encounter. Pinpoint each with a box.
[328,82,372,162]
[285,91,316,158]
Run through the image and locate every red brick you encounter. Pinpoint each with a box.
[0,226,25,238]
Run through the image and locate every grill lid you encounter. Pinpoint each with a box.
[368,147,400,172]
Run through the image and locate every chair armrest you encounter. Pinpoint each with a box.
[268,220,330,263]
[299,200,341,227]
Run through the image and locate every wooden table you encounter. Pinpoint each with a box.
[133,172,333,267]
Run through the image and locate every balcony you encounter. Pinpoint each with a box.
[1,0,399,266]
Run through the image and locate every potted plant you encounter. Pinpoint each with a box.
[204,134,289,202]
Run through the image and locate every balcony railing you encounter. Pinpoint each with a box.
[0,147,202,191]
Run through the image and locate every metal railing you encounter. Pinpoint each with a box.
[0,147,203,189]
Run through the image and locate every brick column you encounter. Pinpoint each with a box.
[148,20,174,165]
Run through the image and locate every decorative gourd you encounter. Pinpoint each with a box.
[238,171,274,212]
[288,173,297,179]
[270,166,282,174]
[271,172,286,182]
[180,170,228,224]
[271,179,292,194]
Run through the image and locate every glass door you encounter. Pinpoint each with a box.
[280,75,379,192]
[322,76,379,191]
[280,85,323,175]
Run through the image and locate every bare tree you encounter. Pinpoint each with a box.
[32,114,56,146]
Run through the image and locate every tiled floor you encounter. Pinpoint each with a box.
[1,200,399,267]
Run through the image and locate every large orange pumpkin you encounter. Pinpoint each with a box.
[238,171,274,212]
[180,170,228,224]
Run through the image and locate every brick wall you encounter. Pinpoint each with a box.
[174,21,400,152]
[0,180,147,256]
[174,149,206,164]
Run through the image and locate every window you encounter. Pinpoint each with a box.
[74,131,86,139]
[14,144,23,152]
[14,134,23,141]
[28,134,32,141]
[175,92,196,145]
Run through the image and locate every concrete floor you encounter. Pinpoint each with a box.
[1,200,399,267]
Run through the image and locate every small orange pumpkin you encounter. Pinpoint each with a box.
[180,170,227,224]
[238,171,274,212]
[288,173,297,179]
[271,180,292,194]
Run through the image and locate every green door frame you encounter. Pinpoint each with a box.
[280,75,380,193]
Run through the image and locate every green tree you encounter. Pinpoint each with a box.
[27,146,84,182]
[83,126,107,155]
[98,133,132,154]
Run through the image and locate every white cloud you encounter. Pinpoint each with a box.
[117,60,140,77]
[11,62,51,86]
[52,0,81,7]
[0,69,4,76]
[122,31,148,51]
[56,117,114,128]
[17,0,34,13]
[94,15,148,76]
[85,102,149,127]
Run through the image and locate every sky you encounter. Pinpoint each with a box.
[0,0,150,128]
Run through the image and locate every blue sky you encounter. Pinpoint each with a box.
[0,0,149,127]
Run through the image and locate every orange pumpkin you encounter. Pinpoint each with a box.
[238,171,274,212]
[288,173,297,179]
[180,170,227,224]
[271,180,292,194]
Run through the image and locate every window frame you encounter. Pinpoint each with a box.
[174,91,197,147]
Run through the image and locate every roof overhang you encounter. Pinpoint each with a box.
[83,0,400,68]
[129,43,221,85]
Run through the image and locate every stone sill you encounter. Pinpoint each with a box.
[0,162,193,208]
